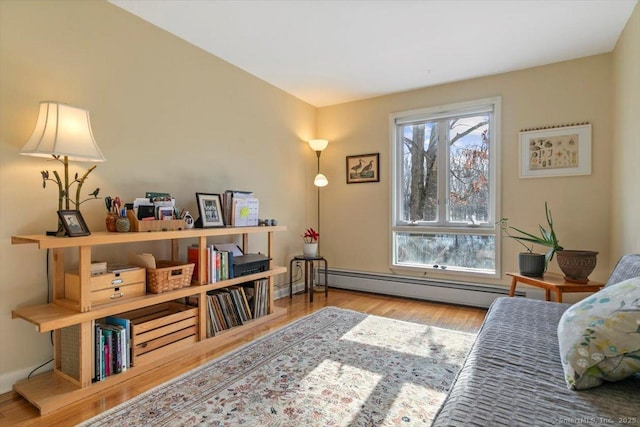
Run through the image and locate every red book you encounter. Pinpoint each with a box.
[188,245,207,283]
[104,343,110,377]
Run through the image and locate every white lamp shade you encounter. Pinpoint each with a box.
[20,101,106,162]
[308,139,329,152]
[314,173,328,187]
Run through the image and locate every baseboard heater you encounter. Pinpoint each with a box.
[325,268,524,309]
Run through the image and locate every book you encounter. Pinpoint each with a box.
[102,328,112,377]
[106,316,131,370]
[188,245,206,283]
[94,323,102,382]
[101,325,123,374]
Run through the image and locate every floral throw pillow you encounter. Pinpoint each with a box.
[557,277,640,390]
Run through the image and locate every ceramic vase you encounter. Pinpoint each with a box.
[303,243,318,258]
[556,250,598,283]
[518,252,546,277]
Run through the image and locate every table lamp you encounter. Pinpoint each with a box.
[20,101,106,235]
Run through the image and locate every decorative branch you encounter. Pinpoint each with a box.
[73,165,97,208]
[52,170,64,211]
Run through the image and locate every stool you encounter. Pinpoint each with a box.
[289,255,328,302]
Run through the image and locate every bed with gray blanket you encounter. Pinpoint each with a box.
[433,254,640,426]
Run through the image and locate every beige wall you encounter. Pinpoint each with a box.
[317,55,615,285]
[611,2,640,262]
[0,1,316,392]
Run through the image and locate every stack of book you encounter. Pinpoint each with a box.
[205,286,252,337]
[93,316,131,382]
[187,245,234,283]
[243,279,270,318]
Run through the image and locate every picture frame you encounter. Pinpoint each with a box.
[137,205,156,220]
[346,153,380,184]
[195,193,225,228]
[156,206,175,220]
[57,210,91,237]
[519,123,591,178]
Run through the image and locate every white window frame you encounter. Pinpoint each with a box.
[389,97,502,279]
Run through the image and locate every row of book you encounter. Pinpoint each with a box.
[94,316,132,382]
[204,279,269,337]
[188,245,234,283]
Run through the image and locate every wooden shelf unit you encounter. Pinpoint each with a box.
[10,225,287,415]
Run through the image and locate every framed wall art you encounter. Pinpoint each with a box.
[57,210,91,237]
[519,123,591,178]
[195,193,225,228]
[346,153,380,184]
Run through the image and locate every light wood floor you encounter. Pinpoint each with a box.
[0,289,487,426]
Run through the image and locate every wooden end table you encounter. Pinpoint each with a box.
[506,272,605,303]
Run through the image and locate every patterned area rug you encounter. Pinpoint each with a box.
[79,307,475,426]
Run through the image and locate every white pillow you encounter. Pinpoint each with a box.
[557,277,640,390]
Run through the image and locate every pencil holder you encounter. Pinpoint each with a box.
[105,213,118,232]
[116,217,130,232]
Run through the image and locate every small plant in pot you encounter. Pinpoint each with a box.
[497,202,563,278]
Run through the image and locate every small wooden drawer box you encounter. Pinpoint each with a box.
[65,268,146,307]
[117,302,198,367]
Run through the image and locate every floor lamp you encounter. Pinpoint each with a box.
[308,139,328,289]
[308,139,328,251]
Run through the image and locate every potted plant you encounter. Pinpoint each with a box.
[301,227,319,258]
[497,202,563,277]
[498,203,598,282]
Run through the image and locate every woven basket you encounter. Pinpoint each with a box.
[146,261,195,294]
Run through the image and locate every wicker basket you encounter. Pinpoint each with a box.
[146,261,195,294]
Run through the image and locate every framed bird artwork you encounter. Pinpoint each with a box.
[346,153,379,184]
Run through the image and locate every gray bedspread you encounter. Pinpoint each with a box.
[432,297,640,426]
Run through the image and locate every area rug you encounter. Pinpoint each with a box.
[79,307,476,426]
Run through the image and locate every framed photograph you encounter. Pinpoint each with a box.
[346,153,380,184]
[195,193,225,228]
[519,124,591,178]
[137,205,156,220]
[156,206,175,220]
[57,210,91,237]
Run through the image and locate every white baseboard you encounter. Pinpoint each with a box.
[325,268,524,308]
[274,282,306,300]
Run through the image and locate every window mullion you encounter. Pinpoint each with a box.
[437,119,448,226]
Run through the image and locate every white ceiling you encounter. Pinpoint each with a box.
[110,0,637,107]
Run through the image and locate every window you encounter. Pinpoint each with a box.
[390,97,501,277]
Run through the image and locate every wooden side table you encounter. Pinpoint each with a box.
[506,272,605,303]
[289,255,328,302]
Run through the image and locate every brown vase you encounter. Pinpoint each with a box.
[556,250,598,283]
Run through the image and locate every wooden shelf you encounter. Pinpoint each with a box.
[10,225,287,415]
[12,225,286,249]
[12,266,286,332]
